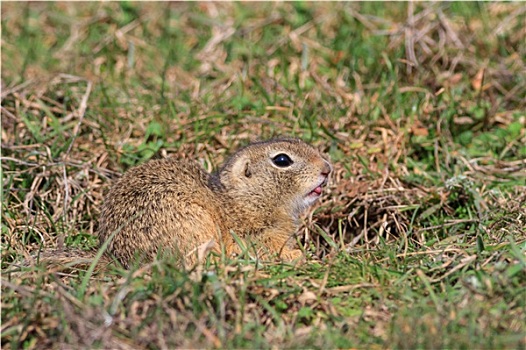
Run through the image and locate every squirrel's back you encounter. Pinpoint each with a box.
[98,158,228,267]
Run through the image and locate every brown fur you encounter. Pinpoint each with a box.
[26,138,332,269]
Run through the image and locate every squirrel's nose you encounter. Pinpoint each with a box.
[321,160,332,177]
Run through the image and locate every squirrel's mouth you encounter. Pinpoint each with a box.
[307,177,328,198]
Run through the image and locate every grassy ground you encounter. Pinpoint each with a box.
[1,2,525,349]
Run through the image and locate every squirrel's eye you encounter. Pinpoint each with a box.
[272,153,293,167]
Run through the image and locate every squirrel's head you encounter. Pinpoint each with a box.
[216,138,332,219]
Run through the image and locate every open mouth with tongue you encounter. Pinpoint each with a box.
[309,185,323,197]
[307,177,328,198]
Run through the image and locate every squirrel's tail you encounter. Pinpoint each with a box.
[7,248,115,275]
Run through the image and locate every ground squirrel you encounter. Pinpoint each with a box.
[19,138,331,269]
[99,137,331,267]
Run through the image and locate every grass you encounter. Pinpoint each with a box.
[1,2,525,349]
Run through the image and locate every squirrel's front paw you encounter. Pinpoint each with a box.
[280,249,304,263]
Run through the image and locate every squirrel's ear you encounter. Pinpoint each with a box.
[244,162,252,178]
[230,155,252,178]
